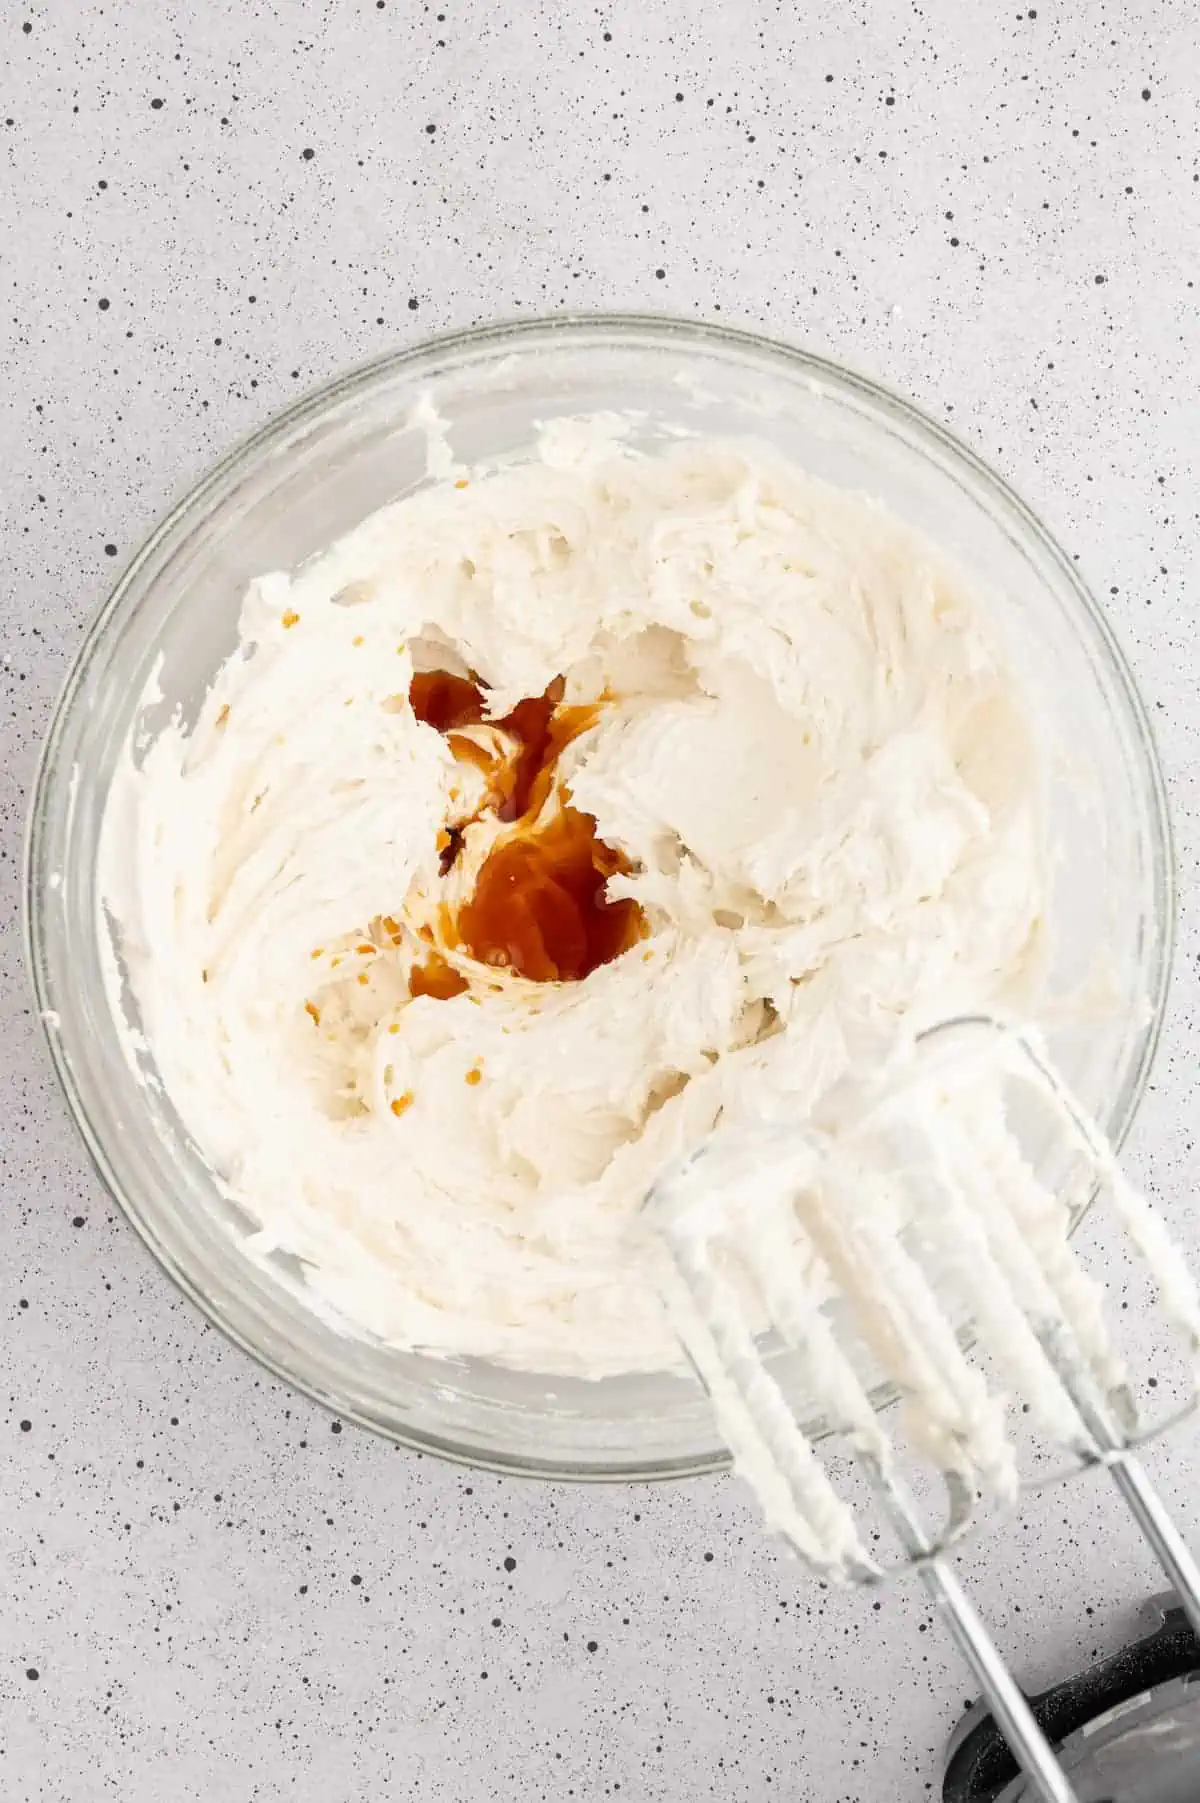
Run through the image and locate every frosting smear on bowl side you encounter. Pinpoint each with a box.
[100,421,1046,1377]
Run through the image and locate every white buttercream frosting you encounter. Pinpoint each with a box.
[100,420,1047,1377]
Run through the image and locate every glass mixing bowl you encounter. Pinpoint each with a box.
[25,314,1173,1481]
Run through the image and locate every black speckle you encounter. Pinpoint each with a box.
[301,147,315,161]
[330,1420,342,1434]
[674,91,684,102]
[655,267,665,279]
[150,97,164,110]
[424,122,437,135]
[25,1667,38,1680]
[586,1639,598,1652]
[703,1551,714,1563]
[103,544,117,557]
[22,20,32,32]
[350,1573,362,1586]
[19,1420,31,1432]
[97,297,110,311]
[1094,273,1107,284]
[1141,86,1152,100]
[407,297,419,311]
[949,237,960,247]
[503,1555,516,1572]
[71,1214,85,1227]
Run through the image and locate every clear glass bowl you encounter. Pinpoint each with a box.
[25,314,1174,1481]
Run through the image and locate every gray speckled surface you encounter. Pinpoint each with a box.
[4,2,1200,1798]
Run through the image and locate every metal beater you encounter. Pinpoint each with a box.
[646,1016,1200,1803]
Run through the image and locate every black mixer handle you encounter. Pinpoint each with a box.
[943,1595,1200,1802]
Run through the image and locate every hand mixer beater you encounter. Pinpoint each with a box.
[645,1016,1200,1803]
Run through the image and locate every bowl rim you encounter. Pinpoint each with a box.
[24,308,1177,1482]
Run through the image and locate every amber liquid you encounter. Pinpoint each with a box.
[408,952,469,1001]
[408,671,644,984]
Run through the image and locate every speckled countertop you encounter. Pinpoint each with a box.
[4,3,1200,1799]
